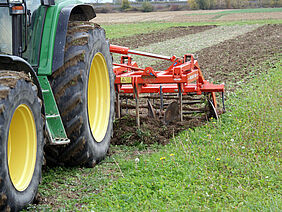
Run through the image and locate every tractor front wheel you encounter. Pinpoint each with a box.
[0,71,44,211]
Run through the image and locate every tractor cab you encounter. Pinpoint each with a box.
[0,4,12,55]
[0,0,49,67]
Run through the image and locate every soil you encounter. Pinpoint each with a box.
[0,71,31,99]
[112,115,205,146]
[216,12,282,22]
[111,24,282,147]
[197,24,282,86]
[94,10,282,24]
[110,25,217,49]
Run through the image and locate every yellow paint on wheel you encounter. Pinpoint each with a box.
[8,104,37,191]
[88,53,110,142]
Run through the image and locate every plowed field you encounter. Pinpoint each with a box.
[111,24,282,146]
[95,10,282,24]
[110,25,216,49]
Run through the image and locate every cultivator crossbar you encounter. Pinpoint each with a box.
[110,45,225,126]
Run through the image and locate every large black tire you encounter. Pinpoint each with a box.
[46,22,115,167]
[0,71,44,211]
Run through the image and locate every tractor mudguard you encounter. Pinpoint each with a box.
[52,4,96,73]
[0,54,44,114]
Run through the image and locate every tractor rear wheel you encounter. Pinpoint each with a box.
[0,71,44,211]
[47,22,114,167]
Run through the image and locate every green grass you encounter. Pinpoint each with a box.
[187,7,282,16]
[103,19,282,39]
[103,22,184,39]
[27,58,281,211]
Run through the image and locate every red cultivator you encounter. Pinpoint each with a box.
[110,45,225,126]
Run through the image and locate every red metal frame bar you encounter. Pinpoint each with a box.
[110,45,224,95]
[110,45,176,61]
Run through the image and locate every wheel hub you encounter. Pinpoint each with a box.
[8,104,37,191]
[88,53,110,142]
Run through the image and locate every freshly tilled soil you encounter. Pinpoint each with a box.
[111,116,205,146]
[197,24,282,85]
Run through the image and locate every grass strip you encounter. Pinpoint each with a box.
[29,59,281,211]
[102,19,282,39]
[133,24,260,68]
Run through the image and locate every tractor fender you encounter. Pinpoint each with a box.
[52,4,96,73]
[0,55,45,114]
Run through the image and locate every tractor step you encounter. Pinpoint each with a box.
[38,76,70,145]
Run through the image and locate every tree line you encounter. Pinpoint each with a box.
[188,0,282,9]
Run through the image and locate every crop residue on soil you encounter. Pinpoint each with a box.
[110,25,216,49]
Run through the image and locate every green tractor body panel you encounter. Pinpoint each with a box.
[39,1,71,75]
[35,0,94,144]
[23,6,46,67]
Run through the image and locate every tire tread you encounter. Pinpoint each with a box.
[0,71,43,211]
[46,21,114,166]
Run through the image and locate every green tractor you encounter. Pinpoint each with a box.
[0,0,114,210]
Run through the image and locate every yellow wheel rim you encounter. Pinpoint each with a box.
[8,104,37,191]
[88,53,110,142]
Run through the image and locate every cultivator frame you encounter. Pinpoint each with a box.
[110,45,225,126]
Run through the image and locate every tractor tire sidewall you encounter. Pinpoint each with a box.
[0,79,43,211]
[48,23,115,167]
[83,28,115,165]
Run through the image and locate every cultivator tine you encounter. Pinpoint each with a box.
[183,100,203,105]
[222,92,226,113]
[116,92,121,119]
[160,85,164,117]
[134,90,140,127]
[178,84,183,122]
[125,97,128,114]
[183,110,206,114]
[208,98,219,120]
[211,92,217,108]
[147,99,156,119]
[164,101,179,124]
